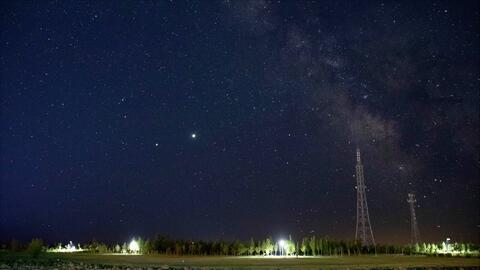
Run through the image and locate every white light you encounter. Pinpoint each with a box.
[48,241,83,253]
[279,239,286,248]
[191,133,196,138]
[66,241,76,252]
[129,239,140,253]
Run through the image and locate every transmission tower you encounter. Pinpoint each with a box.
[355,148,375,246]
[407,193,420,244]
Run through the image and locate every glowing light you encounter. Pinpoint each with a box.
[48,241,83,253]
[191,133,196,138]
[129,239,140,253]
[278,239,286,256]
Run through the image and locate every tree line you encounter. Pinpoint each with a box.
[68,235,404,256]
[3,236,478,257]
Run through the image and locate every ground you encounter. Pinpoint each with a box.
[1,253,479,269]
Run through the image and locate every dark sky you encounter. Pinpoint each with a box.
[1,1,479,245]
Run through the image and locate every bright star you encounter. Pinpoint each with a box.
[155,143,159,147]
[191,133,196,138]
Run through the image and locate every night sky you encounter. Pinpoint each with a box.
[1,1,479,245]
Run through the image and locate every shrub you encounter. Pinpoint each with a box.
[27,238,43,258]
[98,244,109,253]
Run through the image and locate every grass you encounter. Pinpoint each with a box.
[1,252,479,269]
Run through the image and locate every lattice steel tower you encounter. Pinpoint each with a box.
[355,148,375,246]
[407,193,420,244]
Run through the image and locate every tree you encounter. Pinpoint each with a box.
[309,236,316,256]
[221,242,229,255]
[27,238,43,258]
[300,238,308,256]
[414,243,420,253]
[141,239,152,254]
[9,239,22,252]
[421,243,427,254]
[133,237,144,254]
[98,243,109,253]
[317,238,323,255]
[441,242,447,253]
[286,239,296,256]
[262,238,273,256]
[88,239,99,252]
[248,238,255,255]
[175,242,182,255]
[255,241,262,255]
[345,241,352,256]
[236,241,248,255]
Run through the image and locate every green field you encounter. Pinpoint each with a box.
[2,253,479,269]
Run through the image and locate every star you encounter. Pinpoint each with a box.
[191,133,197,139]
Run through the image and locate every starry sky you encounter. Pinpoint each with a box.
[1,1,479,245]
